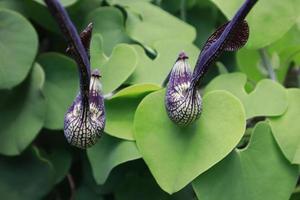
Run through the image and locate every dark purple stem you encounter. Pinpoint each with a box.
[44,0,91,108]
[191,0,258,88]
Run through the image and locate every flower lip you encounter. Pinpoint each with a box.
[92,69,101,78]
[177,51,189,61]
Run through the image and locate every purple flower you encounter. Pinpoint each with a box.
[44,0,106,148]
[165,0,258,126]
[62,24,106,149]
[165,52,202,126]
[64,70,105,149]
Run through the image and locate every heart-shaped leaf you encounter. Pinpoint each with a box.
[38,53,78,130]
[0,64,46,156]
[105,84,161,140]
[269,89,300,164]
[87,7,130,55]
[210,0,299,49]
[192,122,298,200]
[134,89,246,193]
[0,147,55,200]
[0,9,38,89]
[91,34,138,94]
[87,134,141,184]
[205,73,288,119]
[127,41,199,85]
[124,2,196,49]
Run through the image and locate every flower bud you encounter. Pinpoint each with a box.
[165,52,202,126]
[64,69,105,148]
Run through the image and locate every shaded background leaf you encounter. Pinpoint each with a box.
[0,64,45,156]
[0,147,55,200]
[0,9,38,89]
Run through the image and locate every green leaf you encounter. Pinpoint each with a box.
[32,0,78,7]
[113,161,195,200]
[192,122,298,200]
[269,25,300,53]
[210,0,299,49]
[112,83,161,99]
[160,0,199,13]
[290,188,300,200]
[90,34,138,94]
[0,64,46,156]
[216,62,228,74]
[124,2,196,49]
[127,41,199,85]
[87,134,141,184]
[0,0,26,15]
[87,7,131,55]
[0,9,38,89]
[24,0,100,34]
[205,73,288,119]
[105,84,161,140]
[107,0,152,6]
[0,147,55,200]
[134,90,246,193]
[99,45,137,94]
[90,34,108,68]
[237,26,300,84]
[38,53,78,130]
[236,48,265,82]
[114,167,171,200]
[185,1,218,47]
[269,89,300,164]
[76,186,104,200]
[46,147,72,184]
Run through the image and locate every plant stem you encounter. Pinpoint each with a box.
[44,0,91,108]
[180,0,186,21]
[67,173,75,200]
[259,48,277,81]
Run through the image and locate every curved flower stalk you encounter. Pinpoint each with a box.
[165,0,258,126]
[44,0,105,148]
